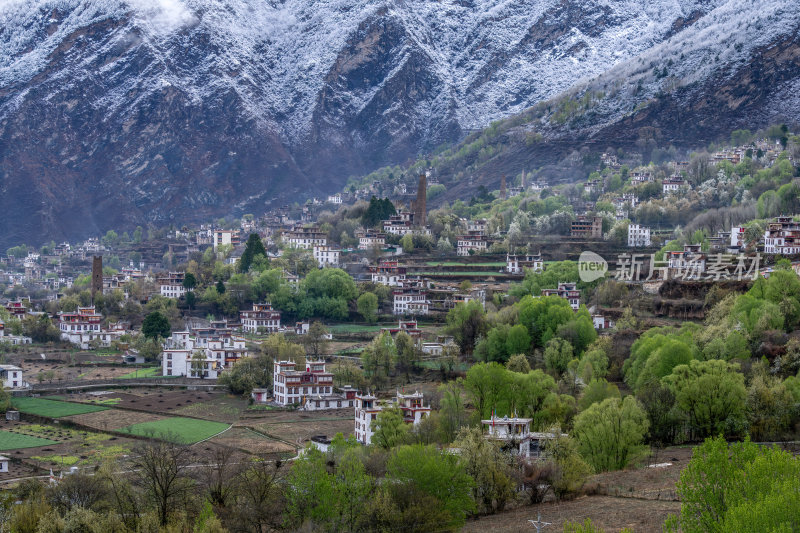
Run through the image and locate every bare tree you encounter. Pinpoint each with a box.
[131,440,194,525]
[198,446,241,508]
[230,459,285,533]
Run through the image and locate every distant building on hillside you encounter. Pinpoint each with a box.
[627,224,651,247]
[506,253,543,274]
[240,303,281,333]
[541,282,580,310]
[272,360,334,407]
[764,216,800,255]
[570,216,603,239]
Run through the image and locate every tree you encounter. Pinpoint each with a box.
[131,441,194,525]
[284,447,334,528]
[452,428,515,514]
[240,233,267,273]
[544,432,592,500]
[182,272,197,290]
[141,311,170,340]
[400,233,414,253]
[506,353,531,373]
[215,280,226,294]
[745,373,795,441]
[445,300,487,355]
[573,396,649,472]
[190,349,207,378]
[357,292,378,323]
[667,436,800,533]
[393,330,419,382]
[438,382,467,443]
[663,359,747,440]
[578,379,620,411]
[303,321,329,357]
[543,338,573,375]
[371,407,411,449]
[386,445,475,530]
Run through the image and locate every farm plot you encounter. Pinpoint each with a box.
[65,409,164,432]
[11,397,108,418]
[0,430,57,451]
[173,395,248,423]
[255,412,353,446]
[118,417,230,444]
[208,427,295,455]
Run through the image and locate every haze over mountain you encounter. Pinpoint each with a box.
[1,0,798,247]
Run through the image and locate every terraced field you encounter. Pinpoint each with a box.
[11,398,108,418]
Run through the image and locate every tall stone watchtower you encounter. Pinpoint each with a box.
[91,256,103,301]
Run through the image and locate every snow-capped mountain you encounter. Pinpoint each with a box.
[0,0,797,245]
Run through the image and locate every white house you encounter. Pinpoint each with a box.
[355,391,430,445]
[481,415,565,459]
[627,224,651,247]
[158,272,186,299]
[764,216,800,254]
[240,303,281,333]
[313,245,340,267]
[273,360,334,406]
[213,230,240,251]
[0,365,24,389]
[0,456,8,473]
[457,233,488,256]
[58,307,125,350]
[327,193,343,205]
[506,253,543,274]
[392,288,430,316]
[161,331,248,378]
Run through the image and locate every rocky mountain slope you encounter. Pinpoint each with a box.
[0,0,797,246]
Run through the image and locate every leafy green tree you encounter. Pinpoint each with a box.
[543,338,573,375]
[400,233,414,253]
[545,432,592,500]
[372,407,411,450]
[239,233,267,273]
[509,260,580,298]
[356,292,378,323]
[663,359,747,440]
[667,437,800,533]
[624,325,699,392]
[182,272,197,290]
[393,330,419,382]
[452,428,515,514]
[746,373,795,441]
[386,445,475,530]
[438,382,468,443]
[636,381,682,446]
[578,379,620,411]
[475,324,531,363]
[141,311,171,340]
[463,362,509,419]
[284,447,334,528]
[506,353,531,373]
[518,295,581,349]
[215,280,226,294]
[573,396,649,472]
[445,300,487,355]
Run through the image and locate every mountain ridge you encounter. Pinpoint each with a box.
[0,0,798,247]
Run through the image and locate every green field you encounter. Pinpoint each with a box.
[11,398,109,418]
[424,261,507,267]
[0,429,58,450]
[116,367,161,379]
[118,417,230,444]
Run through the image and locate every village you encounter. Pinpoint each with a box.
[0,130,799,531]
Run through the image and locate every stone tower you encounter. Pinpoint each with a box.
[500,175,507,200]
[414,173,427,227]
[91,256,103,301]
